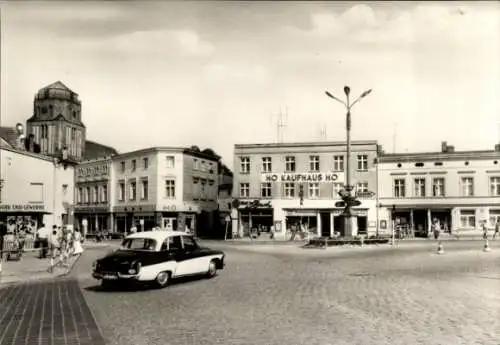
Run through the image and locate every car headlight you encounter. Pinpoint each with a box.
[128,261,141,275]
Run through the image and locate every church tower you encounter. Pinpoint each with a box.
[26,81,86,161]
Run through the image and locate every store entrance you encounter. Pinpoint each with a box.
[320,212,331,237]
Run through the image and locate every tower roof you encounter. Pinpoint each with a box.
[35,80,80,103]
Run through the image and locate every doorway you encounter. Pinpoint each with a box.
[333,216,343,235]
[357,216,367,235]
[320,212,331,237]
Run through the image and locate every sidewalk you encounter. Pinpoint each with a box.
[0,251,79,286]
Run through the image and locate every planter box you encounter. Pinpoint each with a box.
[307,237,390,247]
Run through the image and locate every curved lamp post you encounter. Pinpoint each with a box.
[325,86,372,237]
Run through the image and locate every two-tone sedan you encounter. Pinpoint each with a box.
[92,231,225,289]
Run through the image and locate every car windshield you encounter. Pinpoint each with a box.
[120,238,157,251]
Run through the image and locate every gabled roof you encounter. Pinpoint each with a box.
[0,127,19,147]
[83,140,119,160]
[41,80,73,92]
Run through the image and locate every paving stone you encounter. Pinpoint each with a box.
[0,279,105,345]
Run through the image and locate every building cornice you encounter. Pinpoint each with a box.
[378,150,500,163]
[235,140,378,150]
[112,147,220,162]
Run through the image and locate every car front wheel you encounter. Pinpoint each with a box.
[101,279,115,289]
[206,260,217,278]
[154,271,171,288]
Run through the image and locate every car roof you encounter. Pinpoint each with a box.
[125,231,191,242]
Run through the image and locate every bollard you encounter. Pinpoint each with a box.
[437,241,445,255]
[483,239,491,252]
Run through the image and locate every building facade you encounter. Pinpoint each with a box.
[377,142,500,236]
[74,157,114,235]
[111,147,220,234]
[232,141,379,239]
[0,146,75,232]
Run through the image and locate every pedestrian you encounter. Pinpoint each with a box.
[433,219,441,240]
[482,221,488,240]
[47,227,61,272]
[130,224,137,234]
[493,220,499,239]
[0,220,7,262]
[36,223,50,259]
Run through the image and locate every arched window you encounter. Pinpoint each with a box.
[48,105,53,117]
[72,111,77,118]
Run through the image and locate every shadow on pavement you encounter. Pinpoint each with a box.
[84,274,213,293]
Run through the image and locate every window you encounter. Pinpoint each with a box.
[77,187,83,204]
[261,183,271,198]
[166,156,175,168]
[357,155,368,171]
[93,186,99,203]
[285,156,295,172]
[86,187,91,203]
[102,185,108,203]
[239,183,249,198]
[143,157,149,170]
[460,177,474,197]
[391,179,405,198]
[129,180,137,200]
[182,236,197,251]
[333,182,344,198]
[333,155,344,171]
[432,178,445,197]
[459,210,476,228]
[356,182,368,193]
[165,179,176,198]
[41,125,48,139]
[240,157,250,173]
[163,236,182,251]
[141,179,149,200]
[284,182,295,198]
[308,183,319,198]
[118,181,125,201]
[121,238,157,251]
[489,210,500,228]
[83,187,89,203]
[131,160,137,172]
[490,177,500,196]
[309,155,320,172]
[120,162,125,173]
[262,157,272,173]
[414,178,426,197]
[193,159,199,170]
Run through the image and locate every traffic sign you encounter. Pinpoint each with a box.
[225,215,231,223]
[82,219,88,227]
[335,201,346,208]
[351,200,362,207]
[139,219,144,225]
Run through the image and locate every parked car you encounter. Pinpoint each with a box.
[92,231,225,289]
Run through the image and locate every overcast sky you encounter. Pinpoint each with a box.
[1,1,499,168]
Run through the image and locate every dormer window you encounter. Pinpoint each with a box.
[41,107,47,114]
[415,162,424,167]
[72,111,77,118]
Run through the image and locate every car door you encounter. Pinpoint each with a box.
[168,235,190,277]
[180,235,207,275]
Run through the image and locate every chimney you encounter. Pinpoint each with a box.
[441,141,447,153]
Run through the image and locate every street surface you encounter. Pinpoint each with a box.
[68,241,500,345]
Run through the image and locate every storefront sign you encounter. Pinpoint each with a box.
[0,204,45,212]
[163,205,177,211]
[261,172,340,183]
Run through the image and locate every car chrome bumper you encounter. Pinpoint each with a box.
[92,271,139,280]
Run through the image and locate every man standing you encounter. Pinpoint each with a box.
[482,221,489,240]
[493,220,499,240]
[36,223,50,258]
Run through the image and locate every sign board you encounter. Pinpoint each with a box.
[139,219,144,225]
[260,172,342,183]
[163,205,176,212]
[0,204,46,212]
[225,215,231,223]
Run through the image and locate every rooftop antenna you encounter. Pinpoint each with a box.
[319,124,327,141]
[392,122,398,153]
[272,106,287,143]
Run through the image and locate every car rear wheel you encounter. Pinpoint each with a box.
[206,260,217,278]
[154,271,171,288]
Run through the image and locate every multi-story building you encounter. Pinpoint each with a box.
[74,157,114,235]
[111,147,220,234]
[0,145,75,231]
[217,164,234,235]
[377,141,500,236]
[232,140,379,239]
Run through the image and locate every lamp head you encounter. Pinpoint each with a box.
[361,89,372,98]
[15,123,24,135]
[344,86,351,96]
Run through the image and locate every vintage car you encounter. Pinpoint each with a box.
[92,231,225,288]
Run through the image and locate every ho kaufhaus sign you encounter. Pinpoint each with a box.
[261,172,342,183]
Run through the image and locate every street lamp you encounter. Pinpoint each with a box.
[325,86,372,237]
